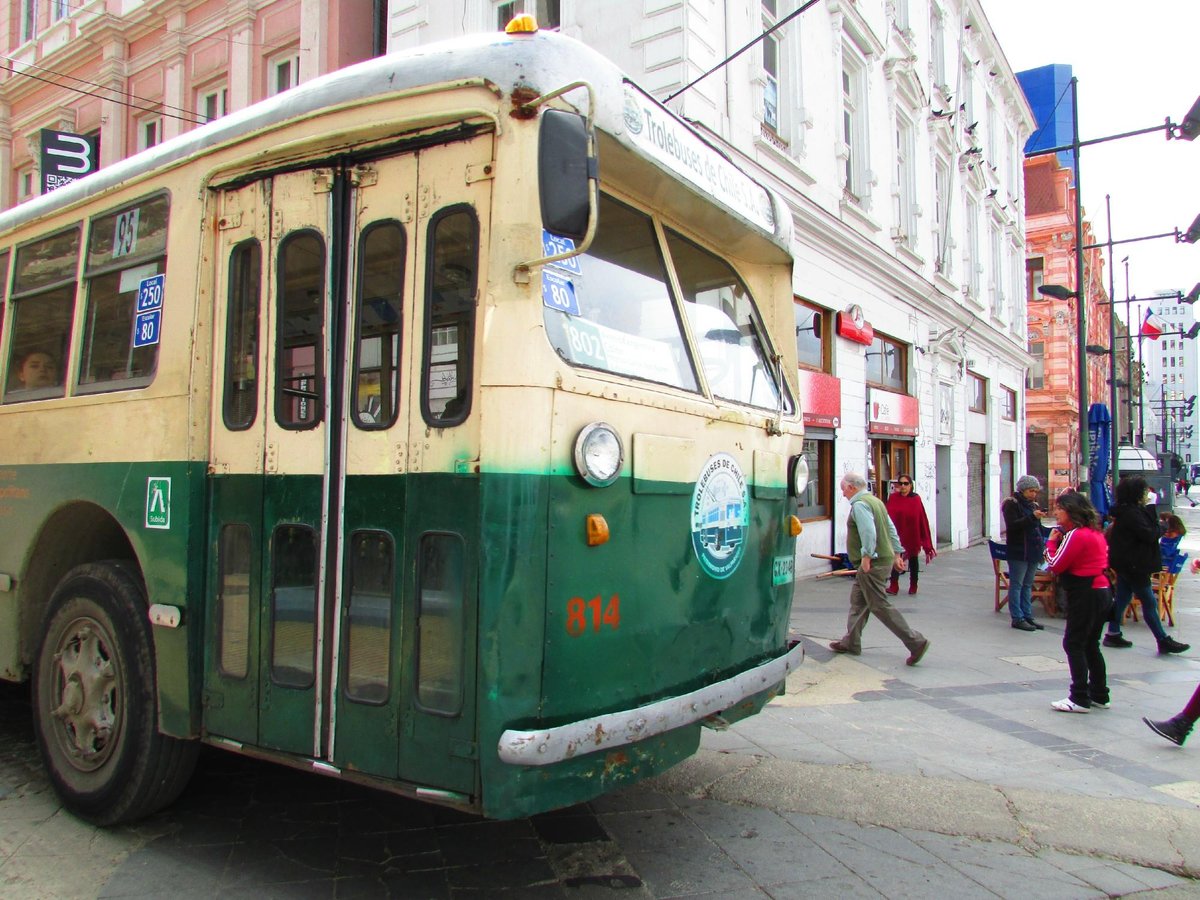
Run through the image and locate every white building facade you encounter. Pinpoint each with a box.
[1142,297,1199,468]
[389,0,1033,571]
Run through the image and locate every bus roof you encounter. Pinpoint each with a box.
[1,30,791,256]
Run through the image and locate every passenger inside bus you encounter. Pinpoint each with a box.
[7,350,59,394]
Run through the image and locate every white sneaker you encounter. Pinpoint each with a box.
[1092,700,1111,709]
[1051,698,1091,713]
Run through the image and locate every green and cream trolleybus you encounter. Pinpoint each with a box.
[0,18,807,824]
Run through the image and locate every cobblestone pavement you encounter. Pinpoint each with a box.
[4,508,1200,898]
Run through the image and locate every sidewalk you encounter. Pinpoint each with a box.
[641,502,1200,884]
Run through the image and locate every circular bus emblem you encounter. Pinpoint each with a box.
[622,87,644,135]
[690,453,749,579]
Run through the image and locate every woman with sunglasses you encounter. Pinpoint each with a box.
[885,474,936,595]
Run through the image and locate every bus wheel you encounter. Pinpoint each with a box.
[31,562,198,826]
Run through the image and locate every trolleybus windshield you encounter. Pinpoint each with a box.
[541,192,784,408]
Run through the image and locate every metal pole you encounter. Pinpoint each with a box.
[1071,77,1090,485]
[1124,259,1133,444]
[1106,195,1118,489]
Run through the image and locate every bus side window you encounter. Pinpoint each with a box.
[353,221,405,429]
[275,231,326,429]
[421,207,477,427]
[270,524,318,689]
[217,523,253,679]
[223,240,262,430]
[78,194,169,393]
[3,227,79,403]
[344,531,394,704]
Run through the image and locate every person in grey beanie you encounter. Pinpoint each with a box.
[1002,475,1048,631]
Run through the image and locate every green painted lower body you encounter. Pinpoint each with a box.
[4,459,796,819]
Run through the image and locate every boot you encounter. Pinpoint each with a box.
[1143,715,1194,746]
[1158,637,1191,654]
[908,580,918,595]
[886,576,900,595]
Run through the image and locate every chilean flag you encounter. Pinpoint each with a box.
[1141,309,1166,340]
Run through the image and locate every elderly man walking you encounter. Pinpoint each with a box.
[830,472,931,666]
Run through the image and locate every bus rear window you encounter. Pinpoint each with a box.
[78,194,169,393]
[542,194,698,392]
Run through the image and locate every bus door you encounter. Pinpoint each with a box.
[205,168,333,757]
[335,138,489,794]
[206,135,488,794]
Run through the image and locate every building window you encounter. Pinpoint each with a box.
[17,168,34,202]
[964,196,980,301]
[271,53,301,95]
[51,0,69,22]
[969,372,987,413]
[841,47,869,205]
[929,6,946,90]
[198,86,228,122]
[1001,386,1016,421]
[1027,340,1044,389]
[20,0,36,42]
[796,438,832,520]
[866,334,907,392]
[1026,257,1044,303]
[794,299,830,371]
[762,28,780,133]
[138,117,162,151]
[496,0,560,29]
[893,0,910,32]
[989,224,1004,320]
[894,113,917,247]
[933,156,951,275]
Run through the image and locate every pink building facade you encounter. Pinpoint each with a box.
[1023,153,1112,501]
[0,0,376,210]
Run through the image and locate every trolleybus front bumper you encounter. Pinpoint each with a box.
[497,640,804,765]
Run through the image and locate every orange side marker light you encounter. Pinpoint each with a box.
[586,514,610,546]
[787,515,803,537]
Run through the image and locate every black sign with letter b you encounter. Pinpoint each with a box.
[40,129,100,194]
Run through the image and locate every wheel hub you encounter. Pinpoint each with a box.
[52,619,118,769]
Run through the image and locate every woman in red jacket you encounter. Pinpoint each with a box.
[1045,491,1113,713]
[885,474,936,595]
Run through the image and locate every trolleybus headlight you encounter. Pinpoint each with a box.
[789,454,810,496]
[574,423,624,487]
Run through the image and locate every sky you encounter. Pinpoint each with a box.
[979,0,1200,331]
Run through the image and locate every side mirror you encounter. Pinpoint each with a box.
[539,109,594,241]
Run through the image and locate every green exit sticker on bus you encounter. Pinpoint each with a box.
[145,477,171,529]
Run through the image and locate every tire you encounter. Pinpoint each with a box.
[31,561,198,825]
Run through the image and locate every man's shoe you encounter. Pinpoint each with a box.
[1051,698,1091,713]
[908,583,918,595]
[1011,620,1037,632]
[1158,637,1191,654]
[1025,618,1045,630]
[829,641,860,655]
[906,639,930,666]
[886,582,900,595]
[1091,700,1111,709]
[1103,633,1133,648]
[1143,715,1194,746]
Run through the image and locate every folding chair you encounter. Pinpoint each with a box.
[989,541,1010,612]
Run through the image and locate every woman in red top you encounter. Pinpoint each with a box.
[1045,491,1113,713]
[885,474,936,595]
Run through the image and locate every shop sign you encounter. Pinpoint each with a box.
[868,387,919,436]
[794,369,841,427]
[835,304,874,345]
